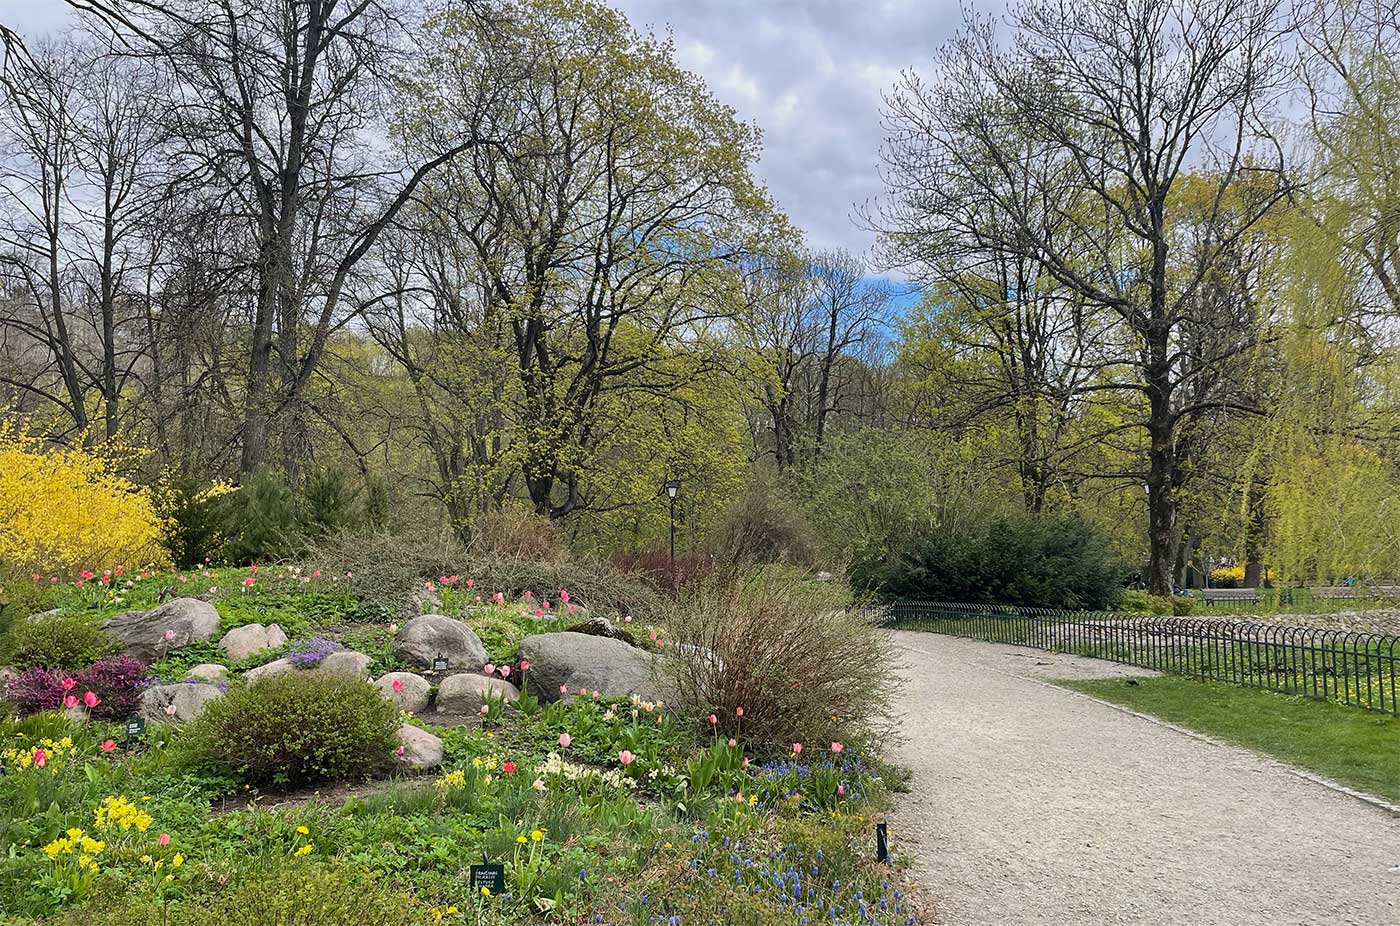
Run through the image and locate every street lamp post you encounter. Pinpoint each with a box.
[663,479,680,574]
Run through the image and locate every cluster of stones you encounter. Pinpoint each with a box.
[98,599,670,771]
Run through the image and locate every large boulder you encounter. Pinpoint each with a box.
[139,683,223,723]
[374,672,431,713]
[218,623,287,662]
[105,598,221,662]
[244,658,295,684]
[319,650,373,678]
[519,632,670,704]
[394,724,443,769]
[392,615,487,672]
[435,673,519,714]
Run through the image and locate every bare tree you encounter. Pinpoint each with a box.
[876,0,1294,593]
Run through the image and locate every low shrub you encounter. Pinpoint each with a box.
[708,484,819,566]
[73,655,146,719]
[663,571,898,753]
[0,614,117,670]
[5,666,67,714]
[469,505,565,560]
[186,671,398,786]
[1118,589,1195,616]
[61,861,421,926]
[852,512,1127,610]
[613,547,719,596]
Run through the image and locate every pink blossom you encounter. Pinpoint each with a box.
[708,714,717,725]
[158,833,170,847]
[648,629,658,641]
[837,784,846,796]
[63,695,79,709]
[493,592,505,606]
[164,629,176,641]
[391,679,405,692]
[830,741,843,754]
[242,577,255,587]
[792,742,803,755]
[250,564,258,574]
[618,750,635,766]
[312,569,321,578]
[484,663,496,675]
[623,614,633,623]
[100,740,116,753]
[559,589,570,604]
[559,684,568,694]
[83,691,100,708]
[534,609,544,617]
[727,738,736,747]
[165,703,178,716]
[734,791,744,804]
[479,704,490,715]
[499,665,510,677]
[523,591,533,599]
[591,690,600,699]
[568,603,577,613]
[520,660,530,671]
[736,706,744,717]
[61,677,76,691]
[465,578,474,588]
[33,748,46,768]
[558,733,572,748]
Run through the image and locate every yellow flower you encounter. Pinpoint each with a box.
[172,853,184,868]
[446,907,457,914]
[296,825,309,835]
[530,830,543,842]
[480,887,491,897]
[516,835,528,844]
[294,844,312,857]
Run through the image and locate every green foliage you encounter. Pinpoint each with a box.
[0,613,117,670]
[186,671,398,786]
[152,479,227,568]
[1118,590,1195,616]
[0,574,58,624]
[220,469,298,564]
[299,467,363,540]
[855,512,1127,610]
[708,482,819,566]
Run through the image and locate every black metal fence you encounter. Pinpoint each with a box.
[885,601,1400,716]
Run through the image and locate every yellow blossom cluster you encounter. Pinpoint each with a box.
[0,736,74,772]
[42,827,105,871]
[0,417,169,575]
[95,795,153,833]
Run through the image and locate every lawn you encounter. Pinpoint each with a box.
[1062,676,1400,804]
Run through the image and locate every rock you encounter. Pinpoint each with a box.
[374,672,431,713]
[435,673,519,713]
[519,632,670,704]
[392,615,487,672]
[139,683,223,723]
[25,607,63,622]
[394,724,443,769]
[319,650,373,678]
[104,598,221,662]
[186,663,229,682]
[244,658,295,684]
[218,623,287,662]
[563,616,636,646]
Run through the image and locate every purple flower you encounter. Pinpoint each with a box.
[285,636,344,668]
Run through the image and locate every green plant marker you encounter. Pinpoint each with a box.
[124,714,146,741]
[432,653,449,672]
[469,861,504,893]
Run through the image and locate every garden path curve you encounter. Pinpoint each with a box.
[887,631,1400,926]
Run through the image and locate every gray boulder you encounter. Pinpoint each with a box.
[244,658,295,684]
[186,663,229,682]
[319,650,373,678]
[219,623,287,662]
[435,673,519,713]
[392,615,487,672]
[519,631,670,704]
[139,683,223,723]
[374,672,431,713]
[105,598,221,662]
[394,724,443,769]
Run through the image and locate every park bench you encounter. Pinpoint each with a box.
[1199,587,1260,605]
[1311,586,1356,600]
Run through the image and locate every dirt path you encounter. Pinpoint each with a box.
[887,631,1400,926]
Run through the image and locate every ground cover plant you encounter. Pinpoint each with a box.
[0,560,916,926]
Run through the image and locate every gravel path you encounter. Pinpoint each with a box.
[887,631,1400,926]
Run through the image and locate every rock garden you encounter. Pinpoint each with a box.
[0,562,911,926]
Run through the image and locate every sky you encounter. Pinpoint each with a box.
[0,0,970,264]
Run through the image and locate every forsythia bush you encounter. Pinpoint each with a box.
[0,418,169,575]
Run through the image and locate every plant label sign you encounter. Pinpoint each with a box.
[433,654,450,672]
[469,863,504,893]
[124,715,146,740]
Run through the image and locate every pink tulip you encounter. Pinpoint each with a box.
[727,738,736,747]
[466,578,474,588]
[534,609,543,617]
[792,742,803,755]
[558,733,572,748]
[499,665,510,677]
[707,714,717,725]
[312,569,321,577]
[831,742,843,754]
[63,695,79,709]
[61,677,76,691]
[623,615,633,623]
[484,663,495,675]
[648,629,658,641]
[391,679,404,692]
[559,590,570,604]
[734,791,744,804]
[479,704,489,715]
[165,703,178,716]
[164,629,176,641]
[559,684,568,694]
[618,750,635,766]
[83,691,100,708]
[520,660,530,671]
[493,592,505,605]
[524,591,533,599]
[591,690,600,699]
[837,784,846,796]
[158,833,170,847]
[100,740,116,753]
[736,707,744,717]
[33,748,46,768]
[242,577,255,587]
[568,603,577,613]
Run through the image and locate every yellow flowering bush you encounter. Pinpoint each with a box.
[0,418,169,576]
[94,794,154,833]
[0,735,75,772]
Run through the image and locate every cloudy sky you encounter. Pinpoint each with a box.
[0,0,970,259]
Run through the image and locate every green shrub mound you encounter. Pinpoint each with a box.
[1119,589,1194,615]
[853,512,1127,611]
[0,613,117,670]
[187,671,398,786]
[62,861,420,926]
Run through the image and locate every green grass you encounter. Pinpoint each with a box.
[1061,676,1400,804]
